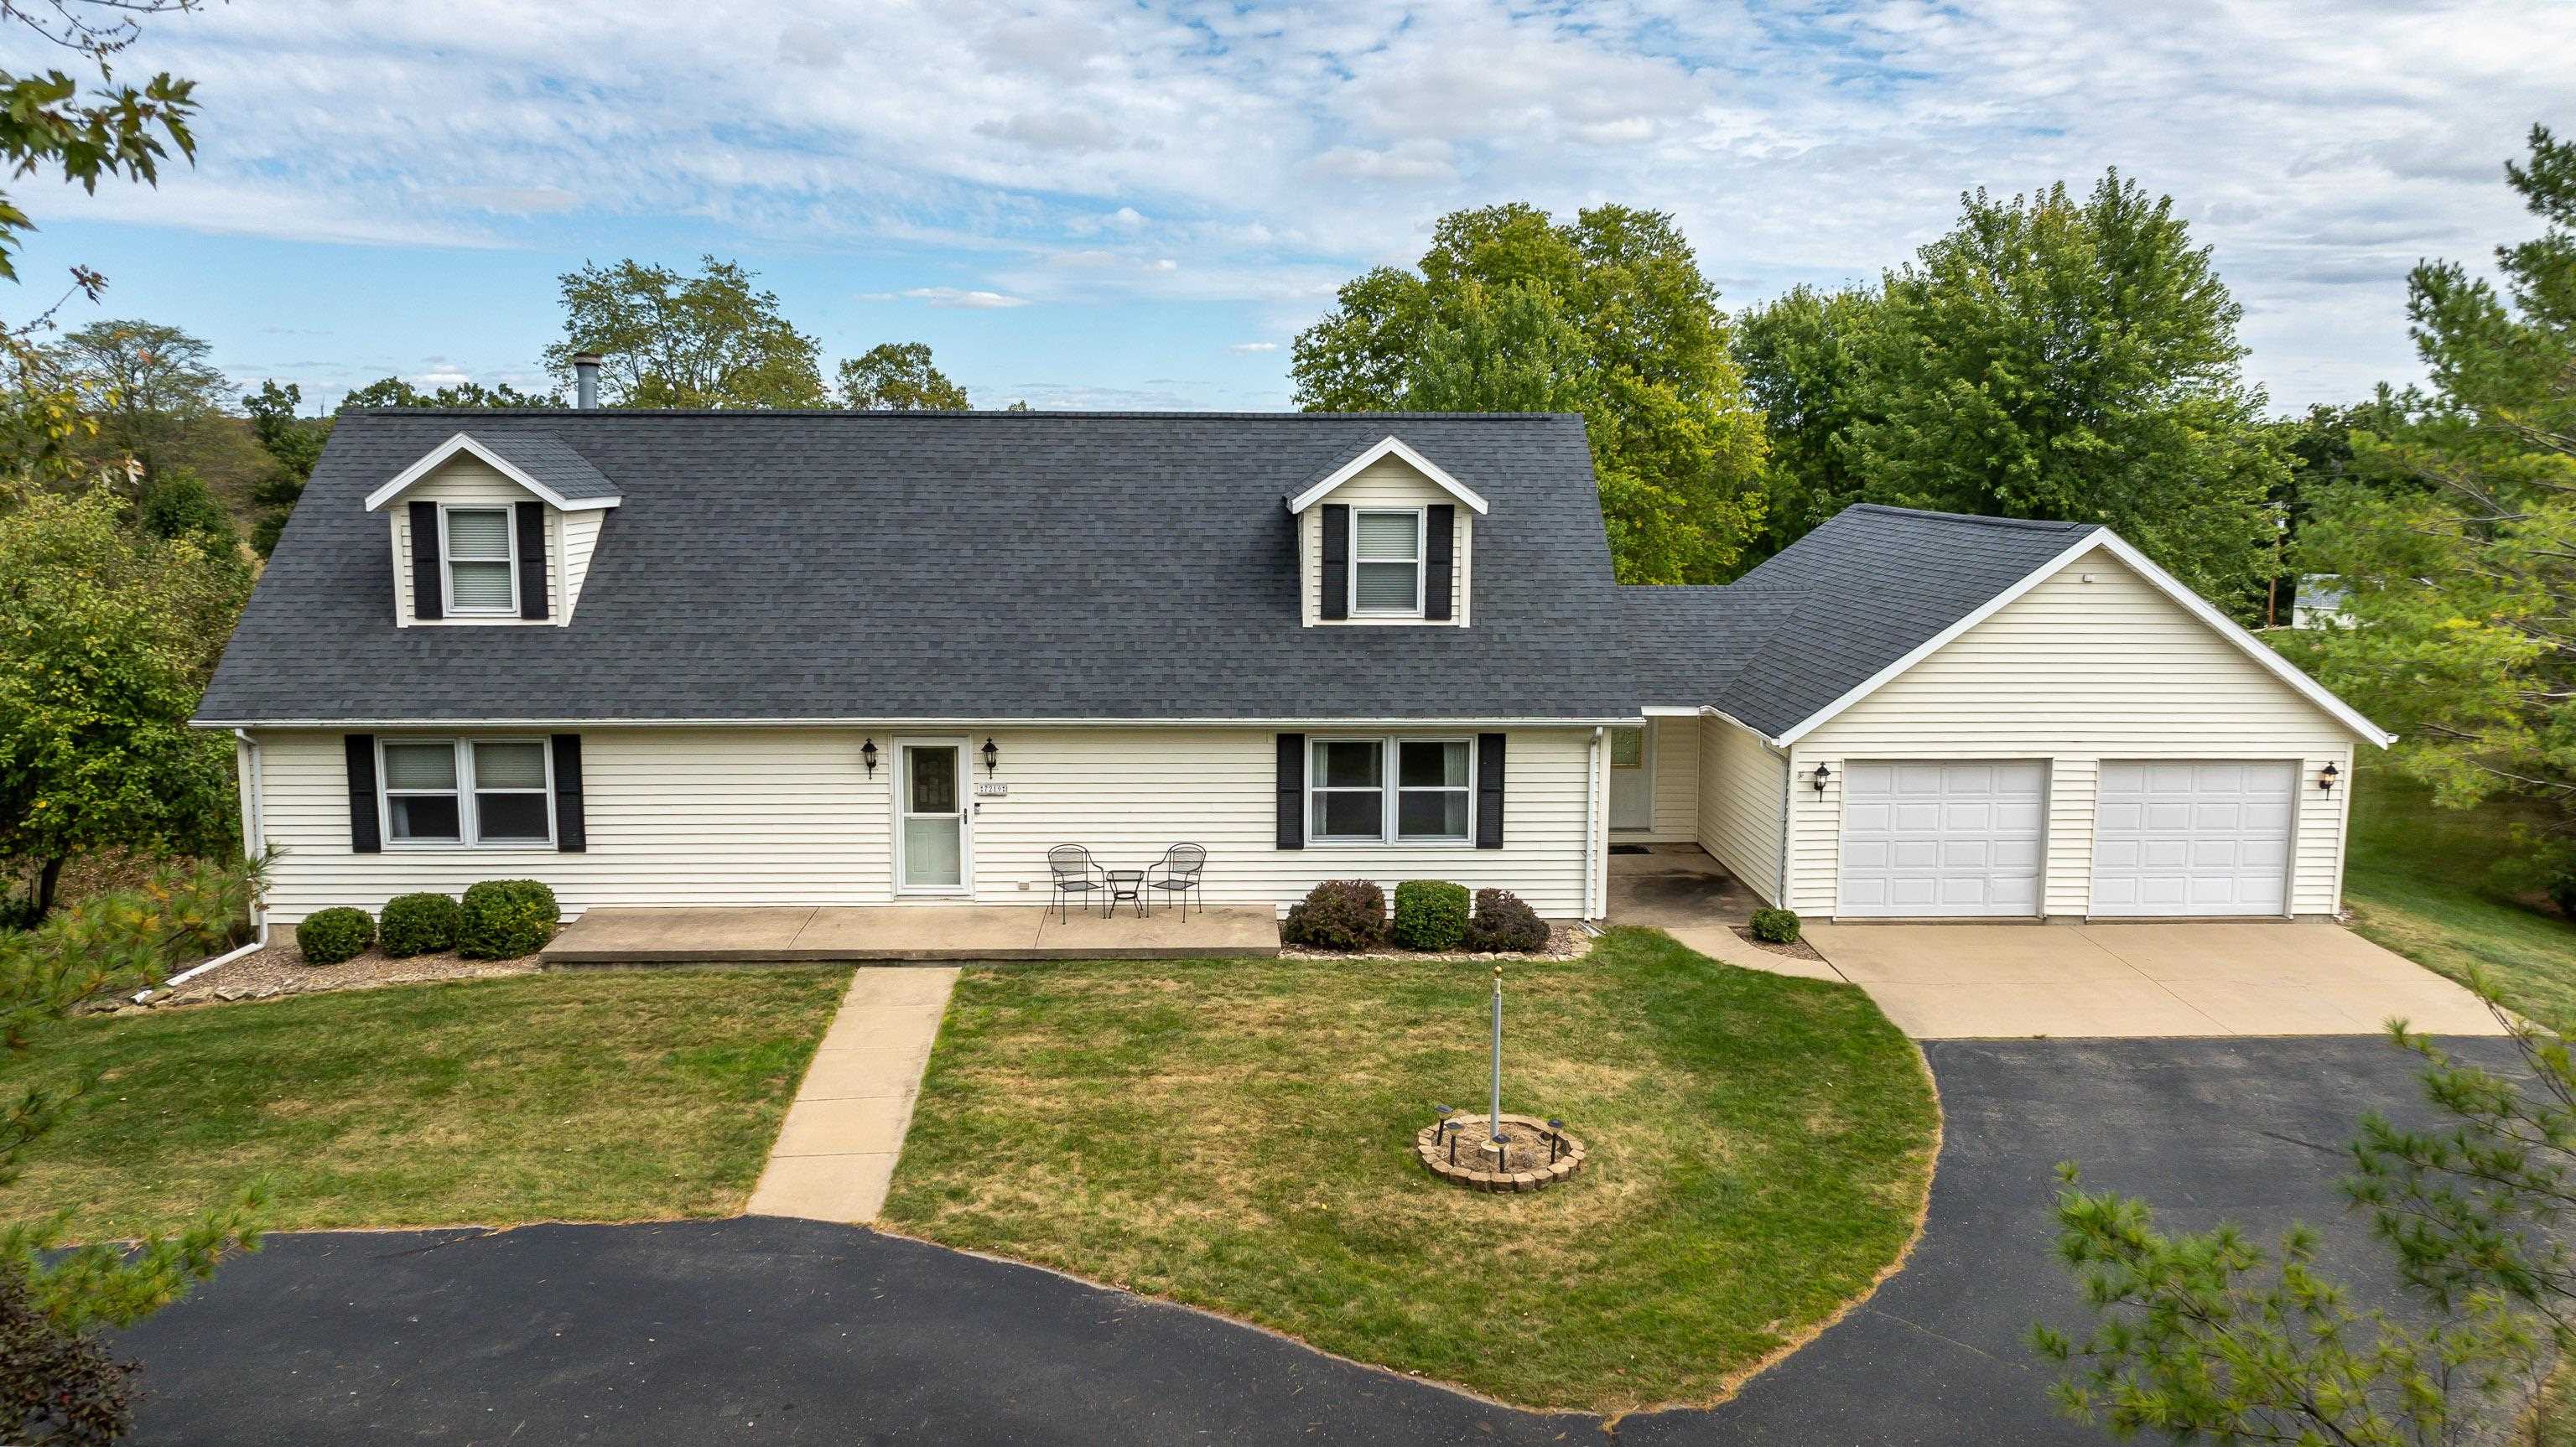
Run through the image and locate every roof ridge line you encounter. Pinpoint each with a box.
[345,407,1589,421]
[1842,502,2099,533]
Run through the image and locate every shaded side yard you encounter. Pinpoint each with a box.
[2344,771,2576,1030]
[4,969,846,1237]
[878,928,1940,1416]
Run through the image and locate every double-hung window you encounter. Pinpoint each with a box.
[1308,736,1472,843]
[380,739,553,848]
[440,506,517,615]
[1350,510,1423,616]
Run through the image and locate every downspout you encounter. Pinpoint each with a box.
[1584,725,1604,921]
[158,730,269,993]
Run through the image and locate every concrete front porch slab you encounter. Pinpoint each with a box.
[544,903,1280,965]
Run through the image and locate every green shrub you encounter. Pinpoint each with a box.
[378,891,462,957]
[1462,889,1550,952]
[1390,879,1470,951]
[458,879,560,960]
[295,906,376,966]
[1280,879,1387,952]
[1748,908,1802,945]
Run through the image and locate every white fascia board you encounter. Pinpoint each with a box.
[1770,530,2396,749]
[1283,435,1490,516]
[364,433,624,513]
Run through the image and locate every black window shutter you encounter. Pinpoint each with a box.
[1425,504,1455,622]
[1475,733,1505,848]
[1275,733,1305,849]
[1320,505,1349,621]
[550,734,586,852]
[516,501,549,621]
[345,734,382,853]
[408,501,442,620]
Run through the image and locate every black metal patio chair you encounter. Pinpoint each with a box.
[1147,843,1207,920]
[1047,845,1107,921]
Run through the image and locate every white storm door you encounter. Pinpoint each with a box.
[2090,761,2294,917]
[1608,726,1653,831]
[896,739,970,894]
[1837,760,2046,918]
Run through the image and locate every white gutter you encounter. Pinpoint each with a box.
[153,731,269,996]
[190,715,1644,731]
[1583,725,1605,921]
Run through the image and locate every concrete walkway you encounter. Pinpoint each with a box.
[745,967,955,1223]
[543,904,1279,963]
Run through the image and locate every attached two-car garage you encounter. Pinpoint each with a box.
[1835,758,2298,919]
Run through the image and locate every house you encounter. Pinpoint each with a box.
[2292,574,2354,630]
[194,400,2391,928]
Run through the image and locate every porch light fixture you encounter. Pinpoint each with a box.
[1811,762,1832,796]
[860,739,879,778]
[2319,762,2340,793]
[982,737,1001,777]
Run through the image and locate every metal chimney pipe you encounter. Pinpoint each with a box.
[572,352,602,410]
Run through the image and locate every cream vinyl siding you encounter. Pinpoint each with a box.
[1779,554,2360,918]
[558,509,605,622]
[1611,715,1701,843]
[1697,714,1787,905]
[1298,458,1472,625]
[386,459,555,625]
[246,725,1594,924]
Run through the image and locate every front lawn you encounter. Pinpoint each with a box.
[879,927,1939,1415]
[2344,772,2576,1029]
[3,969,845,1237]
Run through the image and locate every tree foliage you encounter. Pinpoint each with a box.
[1294,203,1768,582]
[1737,174,2283,604]
[2286,127,2576,905]
[839,341,969,410]
[0,488,245,919]
[242,379,326,555]
[543,256,826,408]
[0,1,200,286]
[338,375,558,410]
[45,318,230,485]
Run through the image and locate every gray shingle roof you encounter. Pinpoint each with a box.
[196,412,2106,732]
[199,410,1643,724]
[1617,504,2101,738]
[463,429,621,506]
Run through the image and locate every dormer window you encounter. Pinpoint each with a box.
[1352,509,1424,616]
[439,506,518,615]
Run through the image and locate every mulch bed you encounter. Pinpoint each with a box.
[1732,926,1829,962]
[1280,921,1594,963]
[84,941,543,1015]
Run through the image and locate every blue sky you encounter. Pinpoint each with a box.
[12,0,2571,414]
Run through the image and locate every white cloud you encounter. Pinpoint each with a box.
[1228,340,1279,353]
[34,0,2576,406]
[860,286,1032,309]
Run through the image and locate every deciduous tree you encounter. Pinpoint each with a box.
[46,318,231,485]
[543,257,826,408]
[839,341,969,410]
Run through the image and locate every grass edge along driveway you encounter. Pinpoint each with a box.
[4,967,847,1238]
[880,928,1940,1416]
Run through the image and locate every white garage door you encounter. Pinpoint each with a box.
[2090,761,2293,917]
[1838,760,2046,918]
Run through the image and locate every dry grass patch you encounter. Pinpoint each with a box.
[4,969,844,1237]
[881,928,1938,1414]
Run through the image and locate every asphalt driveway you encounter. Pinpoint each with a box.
[112,1035,2520,1445]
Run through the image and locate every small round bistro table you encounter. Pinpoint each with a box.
[1101,869,1147,919]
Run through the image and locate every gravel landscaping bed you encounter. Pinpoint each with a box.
[1730,926,1828,963]
[117,941,541,1010]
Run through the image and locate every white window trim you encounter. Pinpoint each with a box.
[1348,506,1426,619]
[1306,734,1476,846]
[438,504,520,619]
[377,736,556,851]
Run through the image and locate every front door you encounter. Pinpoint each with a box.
[1609,726,1653,832]
[896,739,970,894]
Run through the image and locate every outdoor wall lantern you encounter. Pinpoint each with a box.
[2319,761,2340,794]
[860,739,879,778]
[1811,762,1832,796]
[982,738,1001,777]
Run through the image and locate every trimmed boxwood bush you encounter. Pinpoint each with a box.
[295,906,376,966]
[378,892,462,957]
[458,879,560,960]
[1391,880,1470,951]
[1749,907,1802,945]
[1280,879,1387,952]
[1462,889,1550,952]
